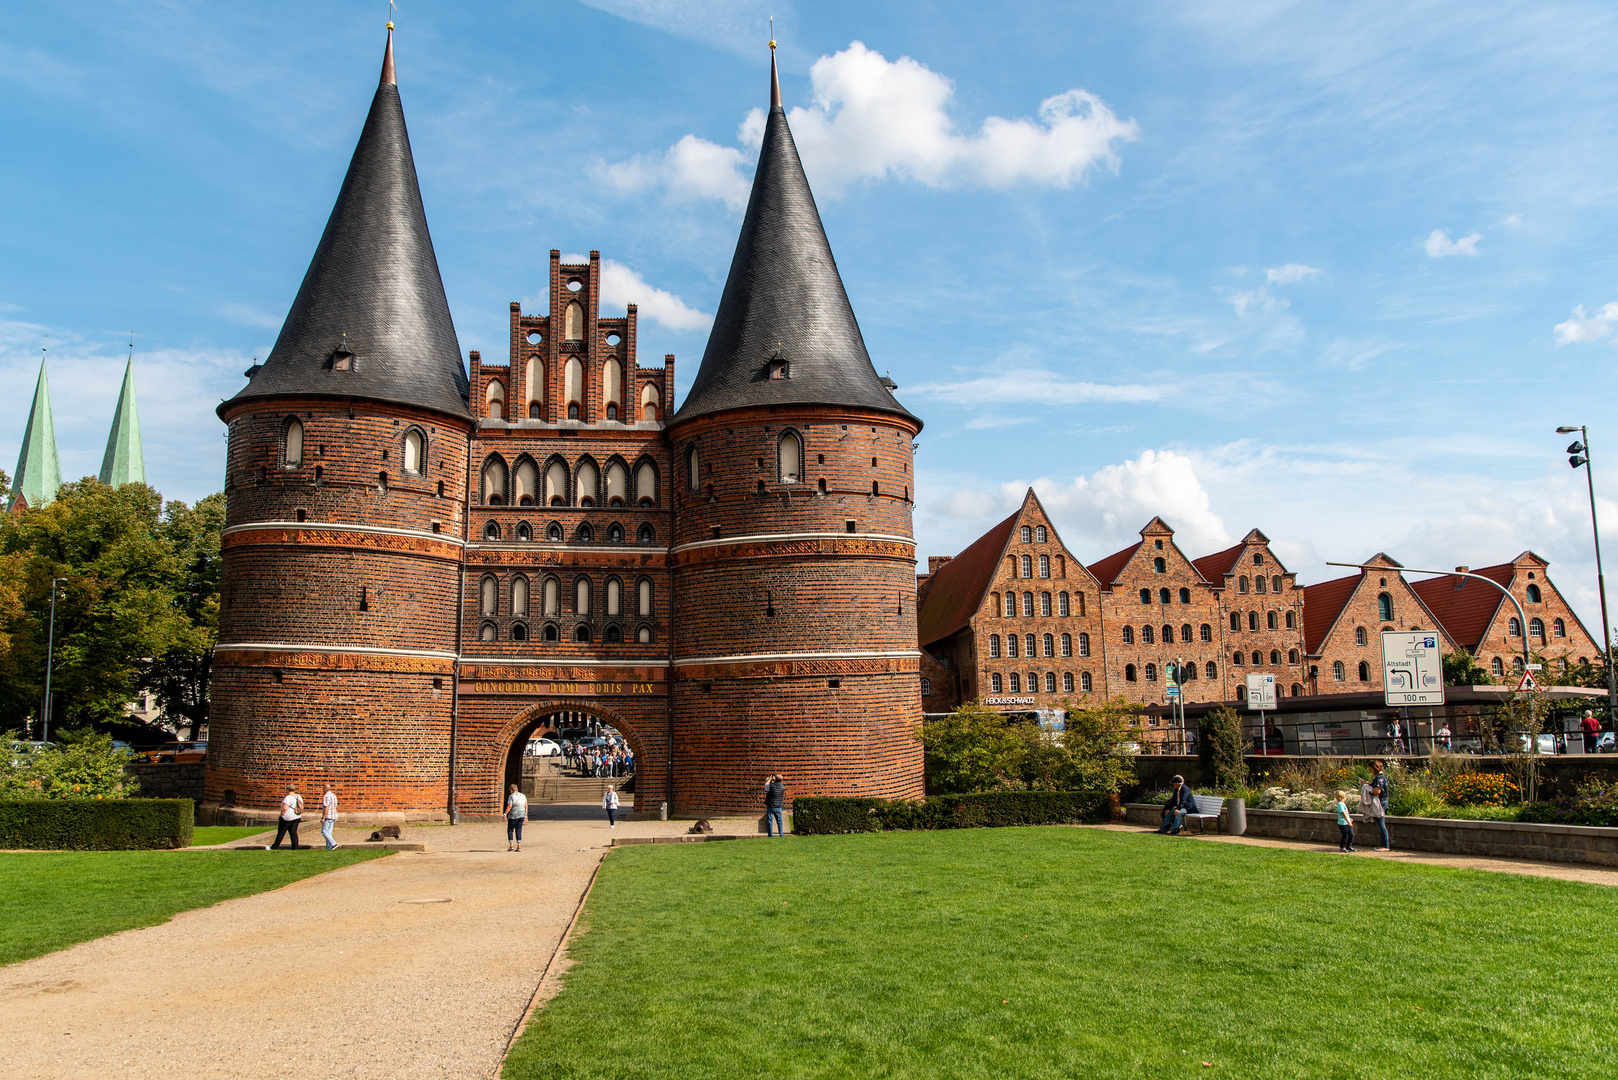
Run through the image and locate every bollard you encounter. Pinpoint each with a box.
[659,800,668,821]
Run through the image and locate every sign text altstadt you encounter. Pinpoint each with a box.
[1380,630,1445,706]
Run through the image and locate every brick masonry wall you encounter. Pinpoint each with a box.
[1098,520,1227,712]
[960,494,1108,708]
[1468,558,1604,679]
[1209,534,1309,700]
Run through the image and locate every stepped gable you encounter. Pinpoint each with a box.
[1409,563,1516,651]
[99,357,145,487]
[673,48,918,428]
[917,507,1021,647]
[9,359,61,512]
[222,29,470,421]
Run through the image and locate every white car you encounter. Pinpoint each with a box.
[526,738,561,757]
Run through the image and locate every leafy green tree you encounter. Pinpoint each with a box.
[1197,706,1247,792]
[139,493,225,736]
[916,702,1029,794]
[1443,651,1494,686]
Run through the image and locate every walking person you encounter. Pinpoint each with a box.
[1334,790,1356,851]
[320,784,339,850]
[1437,723,1452,752]
[763,773,787,837]
[268,784,304,850]
[1363,761,1391,850]
[505,783,528,852]
[603,785,620,828]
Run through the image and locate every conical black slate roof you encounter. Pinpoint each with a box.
[673,52,919,429]
[222,31,470,421]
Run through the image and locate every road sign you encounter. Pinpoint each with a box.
[1381,630,1445,706]
[1166,685,1180,699]
[1515,669,1540,693]
[1245,673,1276,710]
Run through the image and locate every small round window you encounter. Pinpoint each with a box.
[567,279,583,293]
[526,331,542,344]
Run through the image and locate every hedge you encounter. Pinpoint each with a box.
[791,790,1115,836]
[0,798,195,850]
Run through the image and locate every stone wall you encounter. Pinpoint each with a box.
[126,763,205,802]
[1129,753,1618,800]
[1122,802,1618,867]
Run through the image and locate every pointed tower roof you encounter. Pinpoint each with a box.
[99,357,146,487]
[9,359,61,512]
[221,27,470,421]
[673,46,919,429]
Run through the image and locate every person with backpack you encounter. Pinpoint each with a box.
[1362,761,1391,850]
[268,784,304,850]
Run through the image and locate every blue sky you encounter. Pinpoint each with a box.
[5,1,1618,635]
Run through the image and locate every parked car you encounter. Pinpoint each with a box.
[1598,732,1617,754]
[141,741,206,764]
[526,738,561,757]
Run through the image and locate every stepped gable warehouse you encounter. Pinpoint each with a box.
[205,33,924,820]
[919,508,1598,712]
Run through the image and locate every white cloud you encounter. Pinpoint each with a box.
[603,41,1138,202]
[907,369,1170,406]
[918,450,1231,563]
[1265,263,1322,285]
[595,135,752,211]
[1501,213,1523,228]
[1318,336,1402,371]
[1554,302,1618,345]
[1424,228,1482,257]
[1226,287,1288,319]
[598,260,711,331]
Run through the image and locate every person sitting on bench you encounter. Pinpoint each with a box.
[1156,775,1197,835]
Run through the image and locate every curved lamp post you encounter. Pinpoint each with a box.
[1556,424,1616,727]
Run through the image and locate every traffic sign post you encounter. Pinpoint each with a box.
[1381,630,1445,706]
[1246,673,1276,752]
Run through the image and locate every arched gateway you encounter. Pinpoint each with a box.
[489,699,658,810]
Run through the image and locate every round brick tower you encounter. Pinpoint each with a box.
[204,29,474,820]
[667,48,925,814]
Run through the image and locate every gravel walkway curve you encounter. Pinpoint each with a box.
[0,813,764,1080]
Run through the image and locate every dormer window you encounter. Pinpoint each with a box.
[330,348,354,372]
[769,357,791,380]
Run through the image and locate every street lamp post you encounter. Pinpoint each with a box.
[1557,425,1617,727]
[40,576,67,743]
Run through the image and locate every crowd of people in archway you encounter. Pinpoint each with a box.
[563,738,633,778]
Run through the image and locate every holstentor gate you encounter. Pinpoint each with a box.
[203,30,923,822]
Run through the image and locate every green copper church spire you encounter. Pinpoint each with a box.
[99,348,145,488]
[9,357,62,512]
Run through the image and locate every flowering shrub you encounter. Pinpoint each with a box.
[1258,787,1335,812]
[1442,772,1519,806]
[0,734,132,800]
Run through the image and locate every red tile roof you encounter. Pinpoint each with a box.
[1086,541,1140,591]
[1302,573,1360,654]
[1410,563,1514,651]
[916,508,1020,647]
[1191,541,1245,584]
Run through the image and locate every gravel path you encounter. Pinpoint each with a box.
[0,813,764,1080]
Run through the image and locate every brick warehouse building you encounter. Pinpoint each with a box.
[205,34,923,819]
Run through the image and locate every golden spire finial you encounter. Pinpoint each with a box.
[768,16,781,108]
[769,15,775,50]
[388,0,396,31]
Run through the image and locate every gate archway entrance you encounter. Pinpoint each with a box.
[498,700,652,818]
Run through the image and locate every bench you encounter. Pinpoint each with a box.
[1184,794,1224,833]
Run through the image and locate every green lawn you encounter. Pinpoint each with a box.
[504,828,1618,1080]
[0,849,390,966]
[189,825,274,846]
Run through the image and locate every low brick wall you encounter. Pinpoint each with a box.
[1123,803,1618,867]
[1131,755,1618,800]
[125,763,206,802]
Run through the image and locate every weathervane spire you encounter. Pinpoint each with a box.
[769,17,781,109]
[381,3,396,86]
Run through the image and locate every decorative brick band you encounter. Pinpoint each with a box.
[465,548,670,569]
[458,678,667,697]
[672,649,921,681]
[223,522,463,562]
[672,532,915,567]
[215,645,456,674]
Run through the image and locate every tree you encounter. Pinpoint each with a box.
[1443,651,1494,687]
[0,480,222,739]
[1197,706,1247,792]
[139,493,225,737]
[916,698,1146,797]
[915,702,1029,794]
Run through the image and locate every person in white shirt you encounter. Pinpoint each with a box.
[603,785,620,828]
[270,785,304,850]
[505,783,528,851]
[320,785,339,850]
